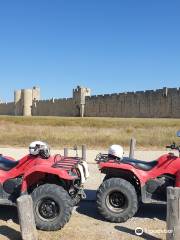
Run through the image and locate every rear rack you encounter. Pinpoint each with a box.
[52,157,81,170]
[95,153,122,163]
[95,153,109,163]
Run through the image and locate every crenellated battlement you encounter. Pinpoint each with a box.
[0,85,179,118]
[0,102,14,115]
[84,87,180,118]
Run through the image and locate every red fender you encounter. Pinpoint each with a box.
[99,162,149,185]
[21,165,77,192]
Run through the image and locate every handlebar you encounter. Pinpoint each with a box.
[166,143,180,151]
[166,142,180,157]
[166,145,171,149]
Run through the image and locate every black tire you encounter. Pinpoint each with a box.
[103,175,111,182]
[31,184,73,231]
[96,178,138,223]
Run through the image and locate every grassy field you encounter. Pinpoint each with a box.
[0,116,179,149]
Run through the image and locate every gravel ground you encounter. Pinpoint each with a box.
[0,148,171,240]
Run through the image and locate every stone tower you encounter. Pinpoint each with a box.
[73,86,91,117]
[14,86,40,116]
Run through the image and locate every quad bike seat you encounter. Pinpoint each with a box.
[0,156,19,171]
[121,157,158,171]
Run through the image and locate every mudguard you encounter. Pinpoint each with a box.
[21,164,78,192]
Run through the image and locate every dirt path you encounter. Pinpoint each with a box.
[0,199,166,240]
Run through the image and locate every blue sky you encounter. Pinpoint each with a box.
[0,0,179,101]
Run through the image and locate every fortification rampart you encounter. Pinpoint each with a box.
[0,86,179,118]
[0,102,14,115]
[85,87,180,118]
[32,98,79,116]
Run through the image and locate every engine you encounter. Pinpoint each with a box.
[145,175,175,200]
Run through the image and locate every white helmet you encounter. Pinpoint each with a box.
[108,145,124,159]
[29,141,50,158]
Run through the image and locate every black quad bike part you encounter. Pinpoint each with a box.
[96,178,138,223]
[31,183,73,231]
[0,156,19,171]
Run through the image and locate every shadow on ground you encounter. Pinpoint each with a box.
[0,205,18,223]
[137,202,166,221]
[0,226,20,240]
[78,189,166,222]
[0,205,20,239]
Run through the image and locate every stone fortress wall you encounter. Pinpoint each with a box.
[0,85,179,118]
[85,87,180,118]
[0,102,14,115]
[32,86,91,117]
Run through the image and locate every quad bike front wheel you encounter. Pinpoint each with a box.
[96,178,138,222]
[31,184,73,231]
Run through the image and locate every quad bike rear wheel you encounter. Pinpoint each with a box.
[96,178,138,222]
[31,183,73,231]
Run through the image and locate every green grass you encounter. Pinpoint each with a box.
[0,116,179,149]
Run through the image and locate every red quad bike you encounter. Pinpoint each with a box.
[96,131,180,223]
[0,145,89,231]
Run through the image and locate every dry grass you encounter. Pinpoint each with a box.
[0,116,179,149]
